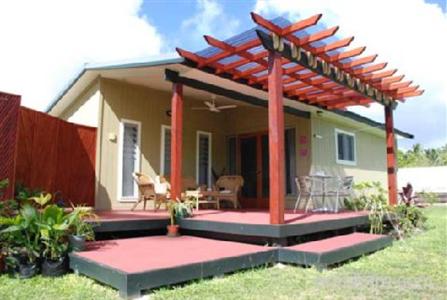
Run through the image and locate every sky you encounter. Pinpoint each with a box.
[0,0,446,149]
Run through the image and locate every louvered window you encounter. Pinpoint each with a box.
[161,126,171,176]
[120,121,140,199]
[197,132,212,186]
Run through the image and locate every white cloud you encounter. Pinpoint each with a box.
[0,0,163,110]
[181,0,240,49]
[255,0,447,147]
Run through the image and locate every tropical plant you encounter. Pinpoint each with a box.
[166,199,194,226]
[0,204,42,264]
[37,204,69,260]
[66,205,97,240]
[15,183,42,206]
[390,204,427,236]
[352,181,389,234]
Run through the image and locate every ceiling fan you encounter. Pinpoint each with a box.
[191,95,237,113]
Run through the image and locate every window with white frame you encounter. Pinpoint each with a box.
[335,129,356,165]
[160,125,171,176]
[118,119,141,200]
[196,131,212,186]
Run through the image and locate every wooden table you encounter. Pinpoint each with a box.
[184,190,220,210]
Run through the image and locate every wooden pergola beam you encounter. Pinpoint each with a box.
[255,29,395,108]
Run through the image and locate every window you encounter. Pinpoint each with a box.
[285,128,297,195]
[118,119,141,201]
[160,125,171,176]
[196,131,212,186]
[335,129,356,165]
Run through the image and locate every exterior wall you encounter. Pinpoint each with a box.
[95,79,312,210]
[311,115,387,187]
[59,80,100,127]
[224,106,312,208]
[96,79,227,210]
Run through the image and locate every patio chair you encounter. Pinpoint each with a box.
[131,173,170,211]
[326,176,354,213]
[214,175,244,209]
[293,176,323,212]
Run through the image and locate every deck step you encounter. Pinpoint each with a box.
[279,232,392,268]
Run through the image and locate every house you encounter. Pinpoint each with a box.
[46,16,418,220]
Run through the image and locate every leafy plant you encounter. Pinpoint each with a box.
[167,200,194,226]
[390,204,427,236]
[352,181,389,234]
[15,183,42,206]
[0,204,42,264]
[66,205,97,240]
[37,204,69,260]
[30,193,52,208]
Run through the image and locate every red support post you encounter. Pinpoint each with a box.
[267,51,285,224]
[385,105,398,205]
[170,83,183,201]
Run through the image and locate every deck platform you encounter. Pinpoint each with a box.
[93,210,169,233]
[93,210,369,243]
[69,236,277,298]
[70,232,391,298]
[279,232,392,268]
[179,210,369,244]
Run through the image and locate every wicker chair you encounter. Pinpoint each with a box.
[214,176,244,209]
[131,173,170,211]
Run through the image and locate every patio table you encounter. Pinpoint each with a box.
[184,190,220,210]
[309,175,338,212]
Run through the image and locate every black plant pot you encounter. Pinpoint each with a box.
[18,262,39,279]
[41,257,68,277]
[69,234,86,252]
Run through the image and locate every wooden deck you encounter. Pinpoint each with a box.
[70,233,391,298]
[93,209,369,244]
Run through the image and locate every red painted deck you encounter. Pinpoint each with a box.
[75,236,271,273]
[95,210,168,222]
[286,232,384,253]
[188,210,368,225]
[95,209,368,225]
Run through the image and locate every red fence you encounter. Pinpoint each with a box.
[0,92,21,200]
[14,107,97,206]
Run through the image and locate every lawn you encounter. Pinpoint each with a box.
[1,206,446,300]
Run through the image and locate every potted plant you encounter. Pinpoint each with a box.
[166,199,193,237]
[0,204,42,278]
[67,205,96,251]
[37,204,70,277]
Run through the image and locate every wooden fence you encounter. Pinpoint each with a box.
[0,92,21,200]
[0,92,96,206]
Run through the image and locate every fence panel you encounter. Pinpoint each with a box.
[15,107,96,206]
[0,92,21,200]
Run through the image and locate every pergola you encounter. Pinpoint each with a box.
[168,13,423,224]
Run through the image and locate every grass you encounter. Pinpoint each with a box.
[1,206,446,300]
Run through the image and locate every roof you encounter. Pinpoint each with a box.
[45,55,183,113]
[177,13,423,110]
[46,24,414,139]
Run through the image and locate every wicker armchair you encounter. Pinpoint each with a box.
[131,173,170,211]
[214,176,244,209]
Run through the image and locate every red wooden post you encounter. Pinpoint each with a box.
[267,51,285,224]
[385,105,398,205]
[170,83,183,201]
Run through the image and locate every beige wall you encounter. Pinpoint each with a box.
[90,78,387,210]
[96,79,228,209]
[311,115,387,187]
[59,80,100,127]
